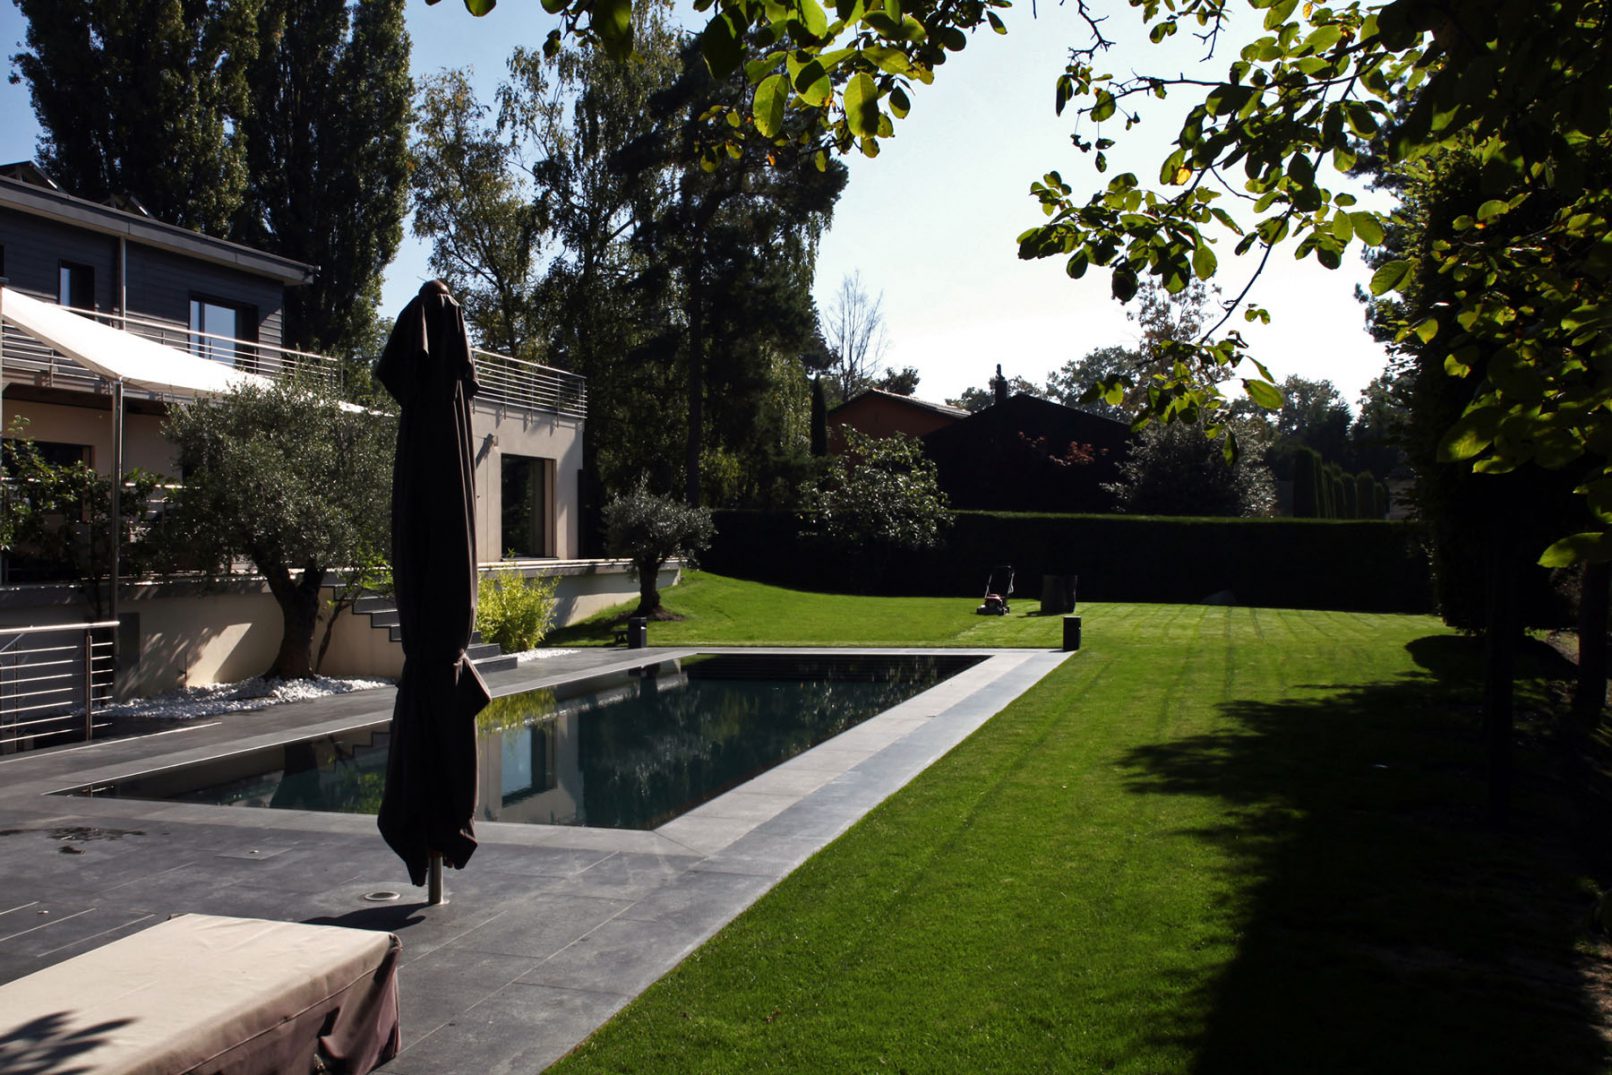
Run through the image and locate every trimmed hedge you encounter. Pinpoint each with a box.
[705,509,1435,613]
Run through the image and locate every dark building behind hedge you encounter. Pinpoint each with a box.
[705,509,1437,614]
[921,394,1131,514]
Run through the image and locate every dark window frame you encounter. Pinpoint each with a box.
[58,260,94,311]
[188,294,259,370]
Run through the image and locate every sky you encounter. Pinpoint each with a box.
[0,0,1394,412]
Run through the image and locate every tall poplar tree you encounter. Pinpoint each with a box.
[236,0,412,358]
[12,0,260,235]
[13,0,411,362]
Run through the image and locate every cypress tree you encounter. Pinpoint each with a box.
[810,376,828,457]
[1291,446,1320,517]
[237,0,412,358]
[1342,471,1358,517]
[13,0,258,235]
[1355,469,1378,518]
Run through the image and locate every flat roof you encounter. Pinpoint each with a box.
[0,172,315,286]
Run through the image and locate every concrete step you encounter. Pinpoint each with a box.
[472,652,519,674]
[467,642,502,662]
[352,595,395,614]
[368,610,401,629]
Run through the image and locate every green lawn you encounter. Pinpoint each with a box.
[549,577,1611,1073]
[547,571,1079,648]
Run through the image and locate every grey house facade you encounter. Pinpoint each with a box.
[0,164,638,703]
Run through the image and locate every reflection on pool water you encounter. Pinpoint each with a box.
[61,653,983,830]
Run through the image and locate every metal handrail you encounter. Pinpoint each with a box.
[0,301,588,419]
[0,620,118,753]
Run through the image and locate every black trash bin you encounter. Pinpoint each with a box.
[1062,615,1082,652]
[627,616,648,649]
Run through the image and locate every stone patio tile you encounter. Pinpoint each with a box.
[469,844,618,879]
[517,916,703,996]
[382,981,628,1075]
[656,813,756,856]
[395,946,537,1044]
[680,791,796,825]
[615,870,777,933]
[453,892,635,959]
[691,834,825,878]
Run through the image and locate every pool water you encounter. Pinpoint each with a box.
[62,653,982,830]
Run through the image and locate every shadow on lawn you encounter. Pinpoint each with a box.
[1121,633,1611,1074]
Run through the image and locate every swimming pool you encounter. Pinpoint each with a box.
[60,653,983,830]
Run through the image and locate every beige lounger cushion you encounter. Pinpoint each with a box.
[0,912,400,1075]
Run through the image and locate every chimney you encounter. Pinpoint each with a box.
[992,364,1008,407]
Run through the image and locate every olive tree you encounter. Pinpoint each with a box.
[161,380,393,679]
[604,478,716,617]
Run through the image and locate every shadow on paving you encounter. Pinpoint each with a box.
[1121,633,1612,1074]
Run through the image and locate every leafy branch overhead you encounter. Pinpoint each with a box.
[436,0,1612,562]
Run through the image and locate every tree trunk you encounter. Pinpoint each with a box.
[1483,513,1519,825]
[635,556,663,617]
[1576,560,1610,721]
[262,560,326,679]
[685,279,704,508]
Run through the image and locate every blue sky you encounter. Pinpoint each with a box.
[0,0,1393,409]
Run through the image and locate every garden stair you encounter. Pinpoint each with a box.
[351,594,518,674]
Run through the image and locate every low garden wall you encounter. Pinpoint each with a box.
[703,510,1436,613]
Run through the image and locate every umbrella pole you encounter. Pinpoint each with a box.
[428,852,445,905]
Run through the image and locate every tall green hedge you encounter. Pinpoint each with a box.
[705,510,1435,613]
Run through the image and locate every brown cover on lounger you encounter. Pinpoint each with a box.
[0,913,400,1075]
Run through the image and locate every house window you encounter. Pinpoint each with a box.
[499,721,556,805]
[58,261,94,310]
[189,297,257,368]
[500,455,552,558]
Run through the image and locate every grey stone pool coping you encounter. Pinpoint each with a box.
[0,645,1071,1073]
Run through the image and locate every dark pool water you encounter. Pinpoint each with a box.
[60,653,982,830]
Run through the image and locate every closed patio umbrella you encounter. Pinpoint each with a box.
[375,280,490,897]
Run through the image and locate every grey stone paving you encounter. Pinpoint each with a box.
[0,645,1070,1072]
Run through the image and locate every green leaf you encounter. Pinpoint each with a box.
[1243,378,1283,411]
[1192,241,1217,280]
[1540,532,1610,568]
[1091,90,1117,123]
[798,0,829,37]
[700,12,743,76]
[753,74,788,137]
[1262,0,1300,28]
[1351,211,1385,246]
[594,0,633,59]
[844,72,880,138]
[1369,259,1411,296]
[862,45,910,74]
[1412,317,1439,344]
[1476,198,1508,222]
[1111,267,1138,302]
[464,0,496,13]
[1438,406,1500,462]
[792,59,831,105]
[889,85,911,118]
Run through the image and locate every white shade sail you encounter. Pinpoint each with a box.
[0,284,275,398]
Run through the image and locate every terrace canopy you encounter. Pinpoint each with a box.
[0,284,275,398]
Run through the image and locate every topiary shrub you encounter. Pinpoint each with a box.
[477,565,559,652]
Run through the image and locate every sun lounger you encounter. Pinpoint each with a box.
[0,913,400,1074]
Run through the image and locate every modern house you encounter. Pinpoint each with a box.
[0,162,645,715]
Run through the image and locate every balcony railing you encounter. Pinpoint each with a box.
[0,304,587,420]
[0,621,117,753]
